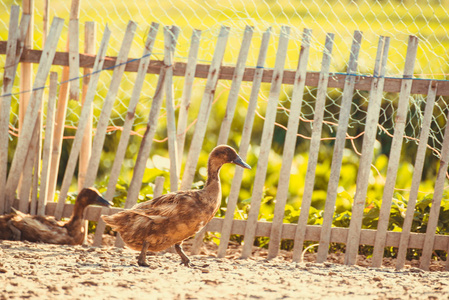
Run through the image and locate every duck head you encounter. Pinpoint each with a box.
[77,187,112,207]
[208,145,251,170]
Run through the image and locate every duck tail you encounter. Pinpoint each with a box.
[101,213,127,232]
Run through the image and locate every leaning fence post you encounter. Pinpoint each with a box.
[316,30,362,263]
[291,33,335,262]
[371,35,418,268]
[0,7,30,214]
[267,28,312,260]
[343,36,390,266]
[240,26,291,259]
[4,17,64,213]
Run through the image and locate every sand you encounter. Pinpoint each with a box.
[1,236,449,300]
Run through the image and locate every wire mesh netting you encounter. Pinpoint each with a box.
[1,0,448,183]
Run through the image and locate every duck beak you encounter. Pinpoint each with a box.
[95,195,113,207]
[233,156,251,170]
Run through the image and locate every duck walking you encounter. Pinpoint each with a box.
[102,145,251,267]
[0,187,111,245]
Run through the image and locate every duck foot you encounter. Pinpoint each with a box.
[138,259,149,267]
[137,241,150,267]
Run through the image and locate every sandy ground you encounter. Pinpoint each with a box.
[1,236,449,300]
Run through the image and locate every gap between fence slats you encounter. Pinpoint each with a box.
[92,22,159,247]
[240,26,291,259]
[176,29,201,167]
[316,31,362,263]
[395,82,438,269]
[292,33,335,262]
[180,26,230,192]
[371,35,419,268]
[419,104,449,270]
[267,28,311,260]
[164,25,181,192]
[217,25,253,145]
[37,72,58,215]
[344,36,390,266]
[4,17,64,213]
[54,25,111,220]
[83,21,137,189]
[216,28,271,258]
[0,7,30,214]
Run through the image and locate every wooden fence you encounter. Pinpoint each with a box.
[2,5,449,271]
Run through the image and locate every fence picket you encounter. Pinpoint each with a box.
[267,28,311,260]
[419,108,449,270]
[68,9,80,100]
[164,26,181,192]
[180,26,230,191]
[54,26,111,220]
[124,69,167,208]
[176,29,201,165]
[82,21,137,189]
[240,26,291,259]
[395,82,437,269]
[92,22,159,247]
[344,36,390,266]
[217,25,254,145]
[154,176,165,198]
[4,17,64,212]
[292,33,335,262]
[316,31,362,263]
[217,28,271,258]
[37,72,58,215]
[0,7,30,214]
[371,35,418,268]
[190,26,254,254]
[78,21,96,190]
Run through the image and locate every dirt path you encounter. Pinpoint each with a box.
[1,238,448,299]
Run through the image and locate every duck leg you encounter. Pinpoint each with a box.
[7,220,21,241]
[174,243,192,267]
[137,241,150,267]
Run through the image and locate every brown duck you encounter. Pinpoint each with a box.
[102,145,251,267]
[0,187,111,245]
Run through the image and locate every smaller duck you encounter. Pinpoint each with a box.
[102,145,251,267]
[0,187,111,245]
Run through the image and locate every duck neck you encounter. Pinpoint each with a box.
[65,201,86,231]
[204,160,222,189]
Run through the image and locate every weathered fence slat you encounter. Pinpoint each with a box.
[176,29,201,165]
[190,25,254,254]
[47,0,81,209]
[216,28,271,258]
[316,31,362,263]
[240,26,291,259]
[180,26,230,191]
[419,107,449,270]
[344,36,390,266]
[292,33,335,262]
[37,72,58,215]
[217,25,254,145]
[4,17,64,212]
[78,21,96,191]
[92,22,159,247]
[154,176,165,198]
[267,28,312,260]
[83,21,137,189]
[68,0,80,101]
[114,68,167,248]
[371,35,419,268]
[164,25,181,192]
[54,26,111,220]
[395,82,437,269]
[124,68,168,208]
[0,7,30,214]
